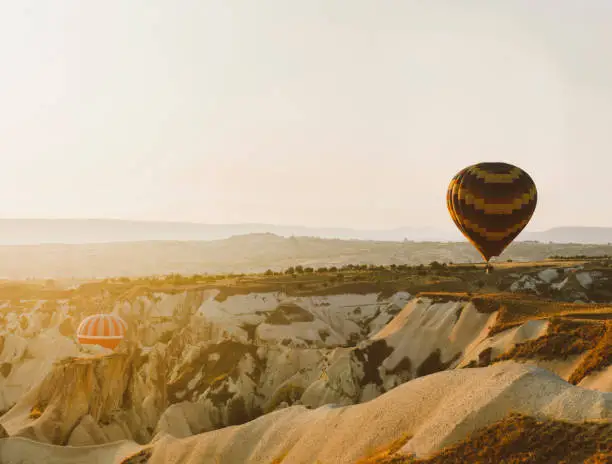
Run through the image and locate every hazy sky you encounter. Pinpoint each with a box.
[1,1,611,231]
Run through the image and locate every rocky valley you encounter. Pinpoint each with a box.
[0,259,610,463]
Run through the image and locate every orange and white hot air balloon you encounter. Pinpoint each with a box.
[77,313,128,350]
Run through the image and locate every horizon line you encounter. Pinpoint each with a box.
[0,217,610,233]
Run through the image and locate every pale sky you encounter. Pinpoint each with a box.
[1,1,611,231]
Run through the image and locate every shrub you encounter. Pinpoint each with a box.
[265,384,305,413]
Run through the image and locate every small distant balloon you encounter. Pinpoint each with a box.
[447,162,537,268]
[77,313,128,350]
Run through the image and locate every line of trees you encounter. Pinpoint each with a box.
[548,255,611,260]
[264,261,462,277]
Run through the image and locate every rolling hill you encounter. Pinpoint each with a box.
[1,233,612,280]
[1,218,612,245]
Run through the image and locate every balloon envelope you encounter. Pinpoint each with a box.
[447,162,537,262]
[77,313,128,350]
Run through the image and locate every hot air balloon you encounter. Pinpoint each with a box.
[447,162,537,272]
[77,313,128,350]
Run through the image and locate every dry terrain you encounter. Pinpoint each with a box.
[0,259,610,463]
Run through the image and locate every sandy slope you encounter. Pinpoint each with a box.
[0,438,143,464]
[580,365,612,392]
[3,362,606,464]
[145,363,610,463]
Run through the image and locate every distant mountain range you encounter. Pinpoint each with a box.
[0,219,611,245]
[522,227,612,245]
[0,219,459,245]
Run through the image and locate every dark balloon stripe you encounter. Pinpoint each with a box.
[455,190,536,206]
[470,162,518,174]
[455,171,480,256]
[461,216,531,241]
[450,197,537,231]
[451,176,467,235]
[458,171,534,199]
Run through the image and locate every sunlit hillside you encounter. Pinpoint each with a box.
[2,233,612,280]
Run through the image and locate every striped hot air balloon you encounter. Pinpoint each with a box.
[447,162,537,271]
[77,313,128,350]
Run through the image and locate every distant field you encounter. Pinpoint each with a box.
[1,233,612,279]
[2,257,611,305]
